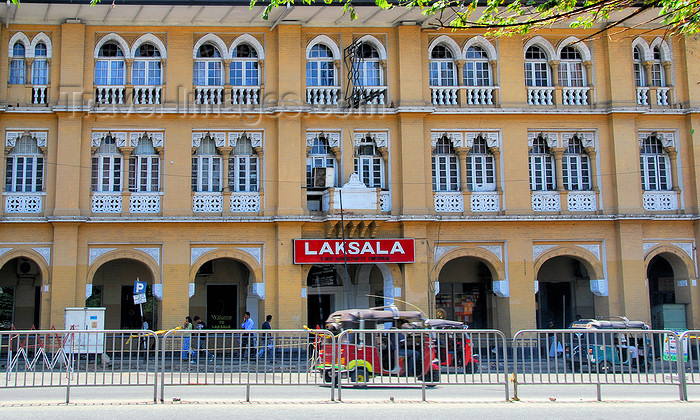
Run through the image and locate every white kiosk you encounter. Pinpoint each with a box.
[63,307,106,354]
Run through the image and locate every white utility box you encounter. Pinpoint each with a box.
[63,307,106,354]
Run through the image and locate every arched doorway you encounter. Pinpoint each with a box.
[436,257,494,329]
[647,254,688,330]
[190,258,250,330]
[0,257,42,329]
[536,256,594,328]
[306,263,395,329]
[89,258,157,329]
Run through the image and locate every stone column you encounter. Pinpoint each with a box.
[552,147,566,211]
[665,147,680,192]
[455,146,471,213]
[584,147,599,192]
[550,60,561,105]
[219,146,232,213]
[489,59,500,105]
[119,147,133,216]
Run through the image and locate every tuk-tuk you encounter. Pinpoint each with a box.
[566,318,653,372]
[424,318,479,373]
[316,307,441,384]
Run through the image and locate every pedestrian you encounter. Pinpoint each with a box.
[258,315,274,359]
[193,315,214,362]
[182,316,194,361]
[241,312,254,357]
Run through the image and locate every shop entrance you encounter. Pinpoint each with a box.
[536,256,595,329]
[307,294,333,329]
[306,263,396,327]
[436,256,495,329]
[647,255,687,330]
[190,258,249,330]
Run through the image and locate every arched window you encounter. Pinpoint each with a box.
[31,43,48,85]
[91,135,122,192]
[466,136,495,192]
[231,44,259,86]
[132,43,162,86]
[229,136,258,192]
[6,135,43,192]
[10,42,26,85]
[306,135,336,189]
[529,136,554,191]
[562,136,591,191]
[651,47,665,87]
[633,46,646,87]
[191,136,222,192]
[95,43,125,86]
[354,135,384,188]
[353,43,382,87]
[463,46,491,87]
[524,46,551,87]
[640,135,671,191]
[306,44,336,87]
[432,136,459,192]
[194,44,223,86]
[429,45,456,87]
[558,46,585,87]
[128,136,160,193]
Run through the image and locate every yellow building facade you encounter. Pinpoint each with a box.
[0,2,698,336]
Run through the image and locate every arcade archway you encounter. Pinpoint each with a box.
[0,257,43,329]
[89,258,157,329]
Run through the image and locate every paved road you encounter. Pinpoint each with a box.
[2,382,699,419]
[0,400,697,420]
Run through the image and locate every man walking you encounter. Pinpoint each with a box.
[258,315,274,359]
[241,312,254,357]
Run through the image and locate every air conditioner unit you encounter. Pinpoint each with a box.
[17,258,39,277]
[312,167,335,189]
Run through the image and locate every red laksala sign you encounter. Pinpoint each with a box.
[293,239,415,264]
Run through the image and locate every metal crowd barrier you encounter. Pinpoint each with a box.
[680,330,699,399]
[1,329,158,403]
[512,329,686,401]
[331,329,509,401]
[159,329,336,402]
[3,327,698,403]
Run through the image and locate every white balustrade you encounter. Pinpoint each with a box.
[656,87,670,106]
[192,192,223,213]
[129,193,161,213]
[636,87,649,106]
[4,194,42,213]
[434,192,464,212]
[306,87,340,105]
[527,87,554,105]
[95,86,126,105]
[32,86,48,104]
[230,192,260,213]
[643,191,678,211]
[379,191,391,212]
[567,191,597,211]
[531,191,561,211]
[133,86,162,105]
[431,87,459,106]
[466,87,496,105]
[231,86,260,105]
[363,87,387,105]
[562,87,590,106]
[470,192,499,212]
[92,193,122,213]
[194,86,224,105]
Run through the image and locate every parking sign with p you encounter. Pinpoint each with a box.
[133,280,147,295]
